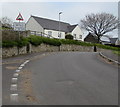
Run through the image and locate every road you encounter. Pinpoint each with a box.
[3,52,118,105]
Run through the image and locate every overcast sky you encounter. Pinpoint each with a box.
[1,1,119,39]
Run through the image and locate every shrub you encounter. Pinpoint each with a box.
[29,35,61,46]
[65,34,73,40]
[2,40,18,48]
[42,37,61,46]
[17,37,29,47]
[60,39,94,46]
[29,35,42,46]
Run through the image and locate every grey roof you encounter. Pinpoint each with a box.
[68,24,78,32]
[109,38,118,44]
[32,16,77,32]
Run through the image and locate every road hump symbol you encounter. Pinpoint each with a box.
[16,13,24,21]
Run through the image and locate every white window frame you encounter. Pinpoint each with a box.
[48,31,52,37]
[58,32,62,38]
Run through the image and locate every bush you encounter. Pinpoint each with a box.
[2,40,18,48]
[65,34,73,40]
[29,35,42,46]
[29,35,61,46]
[60,39,94,46]
[42,37,61,46]
[17,37,29,47]
[2,37,29,48]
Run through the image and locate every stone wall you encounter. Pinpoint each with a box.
[18,46,27,55]
[2,46,27,58]
[30,43,60,53]
[2,47,18,58]
[2,43,106,58]
[60,44,94,52]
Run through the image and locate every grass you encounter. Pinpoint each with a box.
[113,51,120,56]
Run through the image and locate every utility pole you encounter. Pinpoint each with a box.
[59,12,62,39]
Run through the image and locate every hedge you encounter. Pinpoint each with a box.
[28,35,61,46]
[28,35,42,46]
[2,40,18,48]
[2,37,29,48]
[17,37,29,47]
[2,35,120,52]
[60,39,94,46]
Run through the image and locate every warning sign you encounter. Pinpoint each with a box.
[16,13,24,21]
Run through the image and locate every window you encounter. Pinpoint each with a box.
[48,31,52,37]
[79,35,82,39]
[73,34,76,39]
[58,32,62,38]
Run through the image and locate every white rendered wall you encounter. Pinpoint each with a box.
[44,29,65,39]
[26,17,43,33]
[71,25,83,41]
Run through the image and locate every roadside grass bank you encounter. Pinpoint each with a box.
[113,51,120,56]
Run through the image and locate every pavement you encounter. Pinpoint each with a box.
[101,50,119,63]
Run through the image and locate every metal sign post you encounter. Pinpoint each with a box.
[16,13,24,54]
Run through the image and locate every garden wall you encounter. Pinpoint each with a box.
[2,43,105,58]
[2,46,27,58]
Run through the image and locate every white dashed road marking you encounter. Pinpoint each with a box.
[13,73,19,78]
[10,59,30,102]
[15,70,20,72]
[24,60,30,64]
[10,94,18,102]
[20,64,25,67]
[18,66,23,70]
[10,84,17,91]
[11,78,18,84]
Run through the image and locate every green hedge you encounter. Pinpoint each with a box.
[2,41,18,48]
[2,37,29,48]
[17,37,29,47]
[28,35,42,46]
[28,35,61,46]
[60,39,94,46]
[2,35,120,52]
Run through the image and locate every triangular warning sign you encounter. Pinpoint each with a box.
[16,13,24,21]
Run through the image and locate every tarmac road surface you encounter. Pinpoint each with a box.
[3,52,118,105]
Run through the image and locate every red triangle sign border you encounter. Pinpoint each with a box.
[16,13,24,21]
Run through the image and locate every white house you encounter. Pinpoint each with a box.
[26,15,83,41]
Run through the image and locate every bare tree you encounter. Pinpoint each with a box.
[81,13,119,43]
[1,16,13,28]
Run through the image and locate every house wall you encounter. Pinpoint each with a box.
[26,17,43,33]
[71,26,83,41]
[44,29,65,39]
